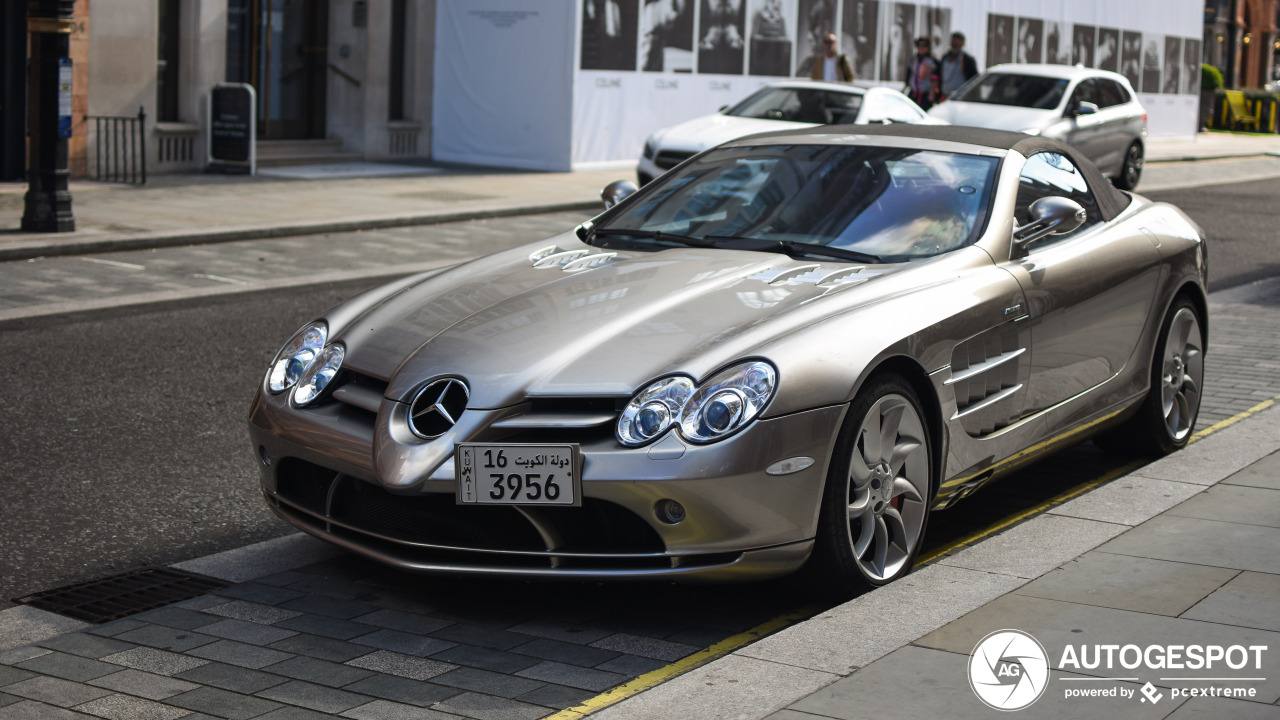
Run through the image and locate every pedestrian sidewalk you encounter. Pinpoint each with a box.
[0,163,623,262]
[3,131,1280,263]
[591,406,1280,720]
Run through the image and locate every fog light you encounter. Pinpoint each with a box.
[655,499,686,525]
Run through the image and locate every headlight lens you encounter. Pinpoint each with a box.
[267,322,327,393]
[617,376,695,446]
[616,361,777,446]
[680,362,776,443]
[292,343,344,407]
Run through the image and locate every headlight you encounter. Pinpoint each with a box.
[617,376,695,446]
[616,361,777,446]
[642,137,656,159]
[680,362,776,443]
[292,343,344,407]
[267,321,327,394]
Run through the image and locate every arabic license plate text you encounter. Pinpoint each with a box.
[456,444,580,506]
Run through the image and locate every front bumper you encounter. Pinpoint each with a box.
[248,392,845,580]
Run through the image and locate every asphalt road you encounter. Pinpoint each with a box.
[0,174,1277,613]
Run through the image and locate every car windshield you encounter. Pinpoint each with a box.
[596,144,1000,263]
[951,73,1069,109]
[726,87,864,124]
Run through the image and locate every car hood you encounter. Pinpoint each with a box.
[334,233,902,408]
[653,113,816,152]
[928,101,1058,132]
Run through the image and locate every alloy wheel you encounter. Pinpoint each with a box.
[1161,306,1204,442]
[847,393,930,582]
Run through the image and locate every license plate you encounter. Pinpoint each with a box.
[456,443,581,506]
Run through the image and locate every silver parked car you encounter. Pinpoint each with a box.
[928,63,1148,190]
[637,80,944,186]
[249,125,1205,597]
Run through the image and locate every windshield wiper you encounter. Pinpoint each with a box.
[589,227,713,248]
[705,235,881,264]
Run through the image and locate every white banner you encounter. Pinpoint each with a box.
[433,0,576,171]
[570,0,1204,167]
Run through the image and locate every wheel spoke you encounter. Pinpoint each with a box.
[888,437,921,477]
[883,506,909,552]
[878,402,905,465]
[1181,374,1199,397]
[891,477,923,504]
[872,516,890,575]
[848,493,870,516]
[853,515,874,557]
[859,411,882,467]
[850,451,872,487]
[1171,313,1193,354]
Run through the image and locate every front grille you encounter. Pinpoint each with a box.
[654,150,695,170]
[330,478,547,551]
[328,370,388,419]
[272,459,665,558]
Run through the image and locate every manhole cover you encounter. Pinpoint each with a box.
[14,567,229,624]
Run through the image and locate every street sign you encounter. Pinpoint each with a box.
[57,58,72,139]
[207,83,255,174]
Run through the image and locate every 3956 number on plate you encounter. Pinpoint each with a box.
[456,444,579,506]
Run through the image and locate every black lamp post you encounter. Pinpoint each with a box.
[21,0,76,232]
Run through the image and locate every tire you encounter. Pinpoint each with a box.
[1097,297,1205,456]
[1111,141,1144,191]
[806,374,933,598]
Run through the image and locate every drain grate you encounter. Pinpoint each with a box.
[13,567,230,624]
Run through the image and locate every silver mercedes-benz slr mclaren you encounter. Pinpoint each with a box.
[248,125,1207,597]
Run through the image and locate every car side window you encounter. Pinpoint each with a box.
[1066,79,1097,112]
[1097,79,1126,108]
[824,91,863,124]
[1015,152,1101,247]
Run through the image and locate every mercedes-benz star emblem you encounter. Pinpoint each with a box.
[408,378,469,439]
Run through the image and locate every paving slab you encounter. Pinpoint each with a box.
[1097,515,1280,575]
[1222,452,1280,491]
[1163,696,1280,719]
[85,668,200,700]
[591,654,840,720]
[1181,571,1280,633]
[786,645,1177,720]
[2,675,113,707]
[736,563,1026,675]
[1165,484,1280,528]
[0,700,93,719]
[1014,552,1239,616]
[73,693,191,720]
[1047,476,1206,526]
[937,514,1129,579]
[337,698,462,720]
[0,608,91,654]
[914,594,1280,703]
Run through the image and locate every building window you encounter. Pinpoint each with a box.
[157,0,181,121]
[389,0,407,120]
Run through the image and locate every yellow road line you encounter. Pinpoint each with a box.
[547,394,1280,719]
[545,606,822,720]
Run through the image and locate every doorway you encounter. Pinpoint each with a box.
[226,0,329,139]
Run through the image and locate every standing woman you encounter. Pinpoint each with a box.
[906,36,940,110]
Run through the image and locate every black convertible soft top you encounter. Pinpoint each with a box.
[739,123,1133,222]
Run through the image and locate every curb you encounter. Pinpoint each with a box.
[0,200,599,263]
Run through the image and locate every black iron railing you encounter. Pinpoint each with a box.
[86,106,146,184]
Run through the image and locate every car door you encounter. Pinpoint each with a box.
[1062,79,1108,167]
[1000,151,1162,417]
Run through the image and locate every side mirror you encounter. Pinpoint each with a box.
[1013,196,1086,248]
[601,179,639,210]
[1068,101,1099,118]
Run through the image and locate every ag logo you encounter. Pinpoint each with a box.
[969,629,1050,711]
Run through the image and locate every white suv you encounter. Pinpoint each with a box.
[928,64,1148,189]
